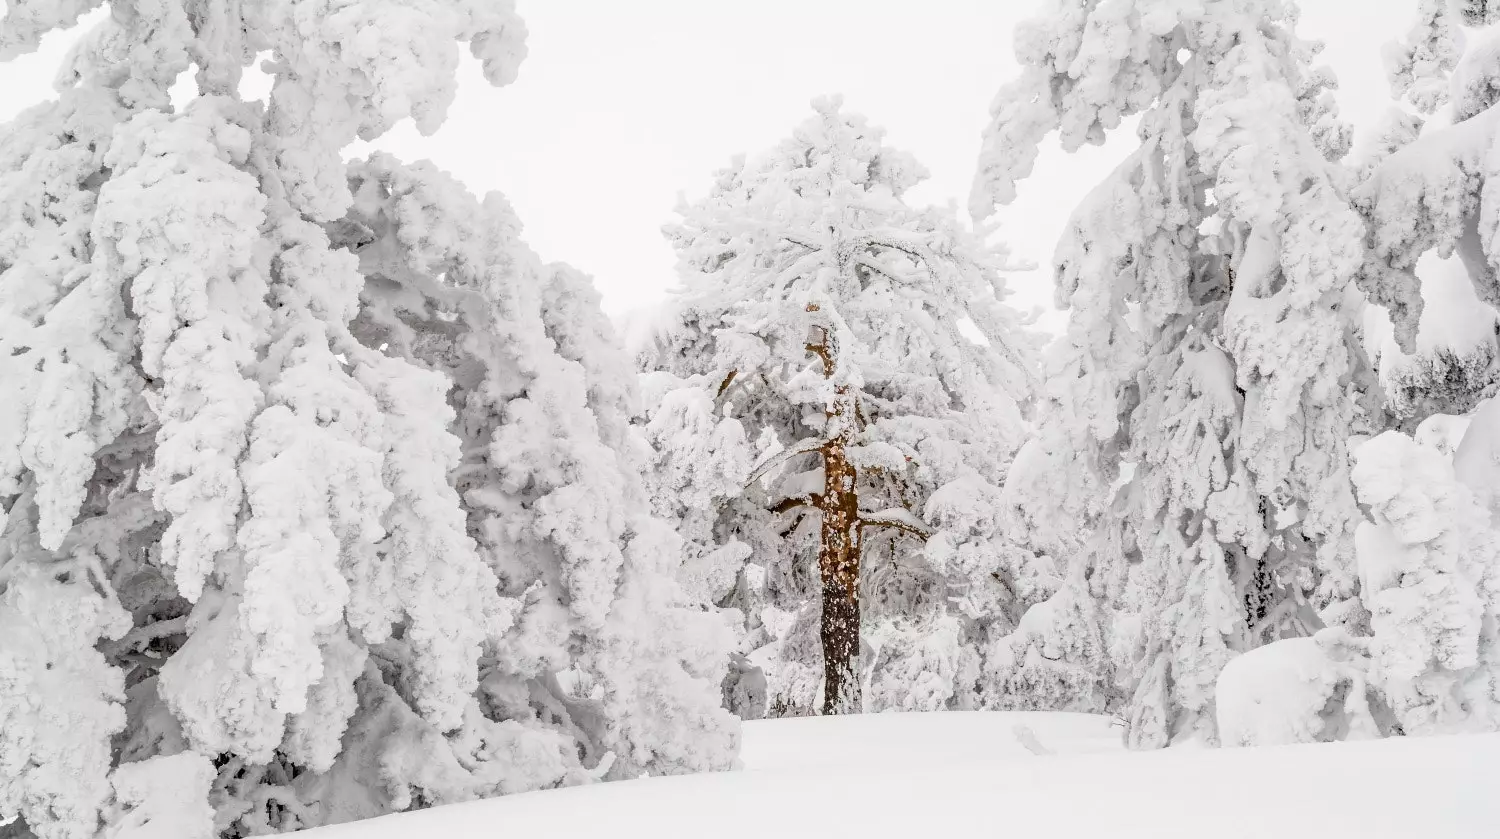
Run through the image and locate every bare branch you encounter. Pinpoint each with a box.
[716,369,738,398]
[805,339,834,377]
[770,493,824,514]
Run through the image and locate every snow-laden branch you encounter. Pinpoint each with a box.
[745,437,822,488]
[859,507,933,539]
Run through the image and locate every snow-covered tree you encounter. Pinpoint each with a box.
[1354,0,1500,735]
[1210,0,1500,748]
[0,4,734,838]
[638,98,1039,716]
[973,0,1373,747]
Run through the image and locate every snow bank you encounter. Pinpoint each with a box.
[300,712,1500,838]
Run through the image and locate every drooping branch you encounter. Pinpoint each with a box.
[855,254,920,288]
[862,230,939,274]
[745,437,823,488]
[858,507,934,540]
[777,508,817,539]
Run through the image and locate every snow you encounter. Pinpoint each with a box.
[10,3,1500,837]
[300,712,1500,838]
[737,710,1120,770]
[1216,630,1380,746]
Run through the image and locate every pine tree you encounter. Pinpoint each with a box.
[639,98,1038,716]
[1348,0,1500,741]
[0,4,734,837]
[973,0,1373,747]
[1208,0,1500,750]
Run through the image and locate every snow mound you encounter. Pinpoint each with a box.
[299,712,1500,838]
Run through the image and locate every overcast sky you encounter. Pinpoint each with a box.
[0,1,1414,326]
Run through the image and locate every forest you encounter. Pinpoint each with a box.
[1,1,1498,837]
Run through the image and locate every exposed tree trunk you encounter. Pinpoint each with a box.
[804,306,863,715]
[801,304,929,715]
[818,421,861,715]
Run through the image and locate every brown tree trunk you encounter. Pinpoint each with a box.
[818,423,861,715]
[805,305,865,715]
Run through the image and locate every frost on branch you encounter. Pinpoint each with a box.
[96,98,267,604]
[0,85,139,554]
[1369,251,1500,430]
[1383,0,1462,115]
[1354,0,1500,357]
[0,560,131,839]
[1452,23,1500,121]
[0,1,103,62]
[257,0,528,220]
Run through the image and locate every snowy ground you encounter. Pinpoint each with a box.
[307,712,1500,838]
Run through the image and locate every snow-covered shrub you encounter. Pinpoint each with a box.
[1354,430,1500,734]
[983,563,1114,714]
[1216,629,1383,747]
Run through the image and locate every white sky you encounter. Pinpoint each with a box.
[1,1,1413,327]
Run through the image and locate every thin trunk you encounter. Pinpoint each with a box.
[818,416,861,715]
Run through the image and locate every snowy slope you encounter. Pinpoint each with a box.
[738,710,1122,770]
[301,711,1500,838]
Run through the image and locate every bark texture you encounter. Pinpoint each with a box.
[818,425,862,715]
